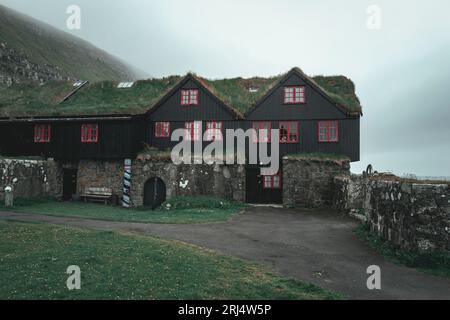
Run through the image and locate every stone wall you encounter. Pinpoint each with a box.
[334,175,450,252]
[76,160,124,197]
[0,158,62,200]
[130,159,245,207]
[283,157,351,208]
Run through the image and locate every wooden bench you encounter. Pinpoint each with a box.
[80,187,113,204]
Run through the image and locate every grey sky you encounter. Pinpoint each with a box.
[1,0,449,176]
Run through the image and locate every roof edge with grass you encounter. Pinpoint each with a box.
[0,68,362,118]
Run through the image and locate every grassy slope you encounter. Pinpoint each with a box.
[355,225,450,279]
[0,221,338,299]
[0,4,136,82]
[9,196,244,224]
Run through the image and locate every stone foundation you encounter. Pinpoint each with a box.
[0,158,62,200]
[283,157,351,207]
[130,159,245,207]
[76,160,124,197]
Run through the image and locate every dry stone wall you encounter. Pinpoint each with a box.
[334,175,450,252]
[130,160,245,207]
[0,158,62,200]
[283,157,351,207]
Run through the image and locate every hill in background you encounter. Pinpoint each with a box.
[0,4,139,84]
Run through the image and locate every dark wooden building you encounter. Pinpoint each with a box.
[1,67,362,205]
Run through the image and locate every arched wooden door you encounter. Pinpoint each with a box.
[143,177,166,209]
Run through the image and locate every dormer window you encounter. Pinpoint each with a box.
[181,89,199,106]
[283,86,306,104]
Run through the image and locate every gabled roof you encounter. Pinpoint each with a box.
[146,73,244,119]
[245,67,362,117]
[0,68,362,118]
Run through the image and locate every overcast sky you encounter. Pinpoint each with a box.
[1,0,450,176]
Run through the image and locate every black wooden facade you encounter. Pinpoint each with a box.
[2,115,144,160]
[145,71,360,162]
[3,71,360,161]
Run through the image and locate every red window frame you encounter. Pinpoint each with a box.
[318,121,339,142]
[205,121,223,141]
[184,121,202,141]
[81,124,99,143]
[181,89,199,106]
[252,121,272,143]
[283,86,306,104]
[262,174,282,189]
[155,122,170,138]
[34,124,51,143]
[279,121,299,144]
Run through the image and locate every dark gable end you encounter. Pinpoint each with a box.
[245,68,360,120]
[147,74,243,121]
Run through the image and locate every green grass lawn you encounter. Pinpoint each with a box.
[0,221,338,299]
[355,224,450,279]
[7,196,244,224]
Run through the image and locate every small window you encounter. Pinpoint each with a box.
[318,121,339,142]
[279,121,299,143]
[81,124,99,143]
[252,122,271,143]
[205,122,223,141]
[262,174,281,189]
[185,121,202,141]
[181,89,199,106]
[284,86,306,104]
[34,124,51,143]
[155,122,170,138]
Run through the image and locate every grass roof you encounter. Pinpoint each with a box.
[0,70,362,118]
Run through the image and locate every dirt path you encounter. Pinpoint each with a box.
[1,207,449,300]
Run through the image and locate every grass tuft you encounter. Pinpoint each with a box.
[8,196,244,224]
[355,224,450,278]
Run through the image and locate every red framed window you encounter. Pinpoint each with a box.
[155,122,170,137]
[279,121,299,143]
[262,174,281,189]
[181,89,199,106]
[252,121,271,143]
[81,124,99,143]
[284,86,306,104]
[318,121,339,142]
[34,124,51,143]
[205,122,223,141]
[185,121,202,141]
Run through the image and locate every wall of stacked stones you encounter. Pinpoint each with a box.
[129,160,246,207]
[283,157,351,207]
[77,160,124,197]
[0,158,62,200]
[334,175,450,252]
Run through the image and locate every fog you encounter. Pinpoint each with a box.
[1,0,449,176]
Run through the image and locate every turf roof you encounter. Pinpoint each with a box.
[0,69,362,118]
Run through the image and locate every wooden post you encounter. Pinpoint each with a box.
[4,186,13,208]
